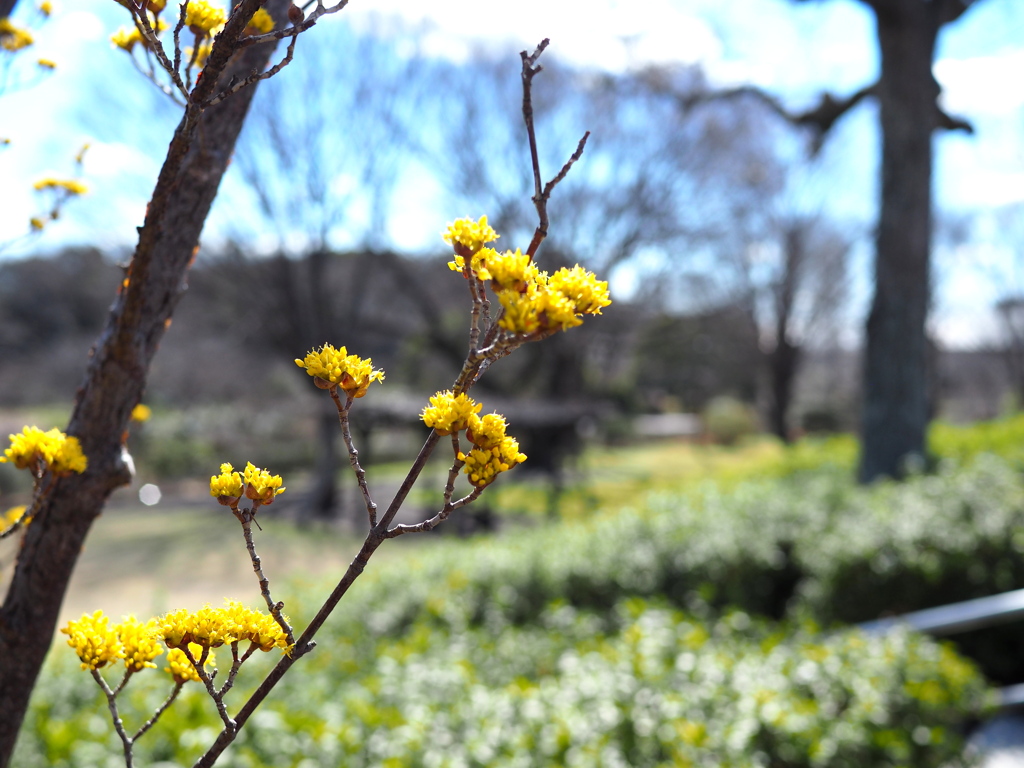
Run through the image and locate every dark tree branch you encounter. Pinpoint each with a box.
[0,2,289,763]
[676,82,875,155]
[937,106,974,134]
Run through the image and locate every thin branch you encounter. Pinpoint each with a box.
[216,640,257,700]
[329,388,377,526]
[91,668,134,768]
[183,646,235,733]
[385,489,482,538]
[519,39,590,259]
[132,681,184,742]
[241,519,295,645]
[205,24,300,108]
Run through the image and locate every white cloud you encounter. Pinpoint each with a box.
[936,50,1024,116]
[346,0,723,72]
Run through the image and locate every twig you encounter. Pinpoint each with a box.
[519,39,590,259]
[183,646,235,734]
[205,25,300,108]
[329,388,377,526]
[132,681,184,742]
[216,640,257,700]
[91,668,135,768]
[241,518,295,645]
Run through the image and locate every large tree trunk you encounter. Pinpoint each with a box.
[858,1,940,483]
[766,224,805,443]
[0,5,284,762]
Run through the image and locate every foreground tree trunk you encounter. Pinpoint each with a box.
[857,1,940,482]
[0,4,284,761]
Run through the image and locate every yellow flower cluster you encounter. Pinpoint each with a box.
[443,215,499,258]
[243,461,285,503]
[209,462,243,500]
[245,7,274,35]
[295,344,385,397]
[0,18,34,51]
[1,425,87,475]
[443,218,611,336]
[62,611,124,671]
[118,616,164,672]
[130,403,152,422]
[184,0,226,36]
[420,392,526,487]
[165,645,214,684]
[497,265,611,334]
[110,19,168,53]
[421,390,482,435]
[159,602,289,653]
[459,412,527,488]
[210,462,285,504]
[62,612,161,673]
[32,177,88,195]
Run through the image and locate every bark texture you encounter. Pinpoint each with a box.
[0,3,284,762]
[858,0,941,482]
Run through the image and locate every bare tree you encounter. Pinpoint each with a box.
[760,216,852,440]
[658,0,980,480]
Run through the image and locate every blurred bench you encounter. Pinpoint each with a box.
[860,588,1024,709]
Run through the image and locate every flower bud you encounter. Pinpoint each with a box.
[288,4,304,24]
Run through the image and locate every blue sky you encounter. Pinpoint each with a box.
[2,0,1023,345]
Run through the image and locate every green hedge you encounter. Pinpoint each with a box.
[20,443,1024,765]
[17,602,990,768]
[320,454,1024,681]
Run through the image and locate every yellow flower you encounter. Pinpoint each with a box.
[466,412,510,449]
[110,26,141,51]
[0,18,34,51]
[29,217,45,231]
[159,605,230,649]
[421,391,481,435]
[295,344,385,397]
[209,462,243,501]
[549,265,612,316]
[130,403,151,422]
[32,177,87,195]
[494,265,610,336]
[243,461,285,504]
[36,58,56,69]
[165,644,214,684]
[111,20,167,52]
[1,425,87,475]
[458,435,526,488]
[443,216,498,257]
[116,616,163,672]
[482,248,537,291]
[244,7,274,34]
[222,601,289,652]
[39,1,52,16]
[62,611,125,671]
[184,0,226,36]
[1,506,27,534]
